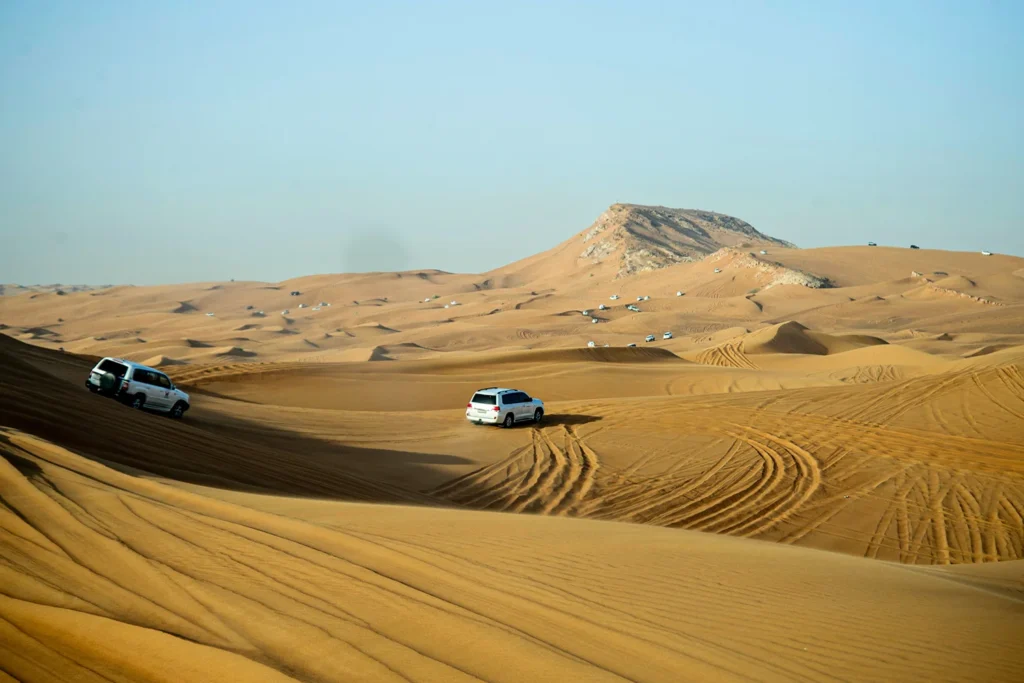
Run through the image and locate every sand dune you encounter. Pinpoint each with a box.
[172,301,197,314]
[2,211,1023,679]
[1,428,1021,682]
[141,354,186,367]
[211,346,257,358]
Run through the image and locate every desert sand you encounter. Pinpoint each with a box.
[2,204,1023,681]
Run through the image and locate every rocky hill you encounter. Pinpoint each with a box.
[489,203,794,286]
[581,204,794,277]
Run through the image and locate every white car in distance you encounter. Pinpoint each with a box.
[663,331,673,339]
[466,388,544,428]
[645,334,656,342]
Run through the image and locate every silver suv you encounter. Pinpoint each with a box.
[86,357,191,418]
[466,388,544,427]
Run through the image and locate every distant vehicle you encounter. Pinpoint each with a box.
[298,303,307,308]
[636,296,643,301]
[663,332,673,340]
[643,295,650,301]
[424,298,431,303]
[603,344,610,347]
[981,251,993,256]
[450,300,458,306]
[626,304,640,312]
[582,310,590,316]
[760,250,768,255]
[290,291,301,296]
[598,304,608,310]
[245,305,254,310]
[591,318,599,324]
[587,341,596,347]
[281,310,289,315]
[444,304,449,309]
[85,357,190,418]
[466,388,544,427]
[676,291,683,296]
[205,312,215,317]
[868,242,877,246]
[645,334,656,343]
[910,244,920,249]
[713,268,722,273]
[610,295,620,300]
[627,343,637,347]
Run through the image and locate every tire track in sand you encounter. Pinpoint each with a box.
[431,425,600,517]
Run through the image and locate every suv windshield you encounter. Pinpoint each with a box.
[471,393,496,405]
[98,359,128,378]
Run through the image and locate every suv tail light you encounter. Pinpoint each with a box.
[121,380,129,391]
[491,406,500,411]
[466,403,472,408]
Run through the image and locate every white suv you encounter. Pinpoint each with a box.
[86,357,191,418]
[466,388,544,427]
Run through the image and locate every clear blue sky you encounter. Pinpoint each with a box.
[1,1,1021,285]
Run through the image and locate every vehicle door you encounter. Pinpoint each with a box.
[518,392,538,420]
[134,370,165,409]
[499,393,519,422]
[509,392,531,421]
[153,372,175,410]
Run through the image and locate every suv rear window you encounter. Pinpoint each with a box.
[471,393,496,405]
[98,360,128,378]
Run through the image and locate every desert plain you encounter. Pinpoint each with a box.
[1,204,1023,681]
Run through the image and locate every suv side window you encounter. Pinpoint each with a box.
[500,392,514,405]
[519,392,532,403]
[155,374,172,389]
[133,369,153,385]
[505,392,524,404]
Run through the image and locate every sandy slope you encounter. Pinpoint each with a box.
[2,236,1024,680]
[2,430,1022,682]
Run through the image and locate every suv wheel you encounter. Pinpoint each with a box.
[170,402,186,419]
[534,409,543,423]
[131,394,146,410]
[503,413,515,428]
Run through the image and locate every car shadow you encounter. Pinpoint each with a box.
[536,413,603,427]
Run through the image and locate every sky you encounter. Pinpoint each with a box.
[1,1,1022,285]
